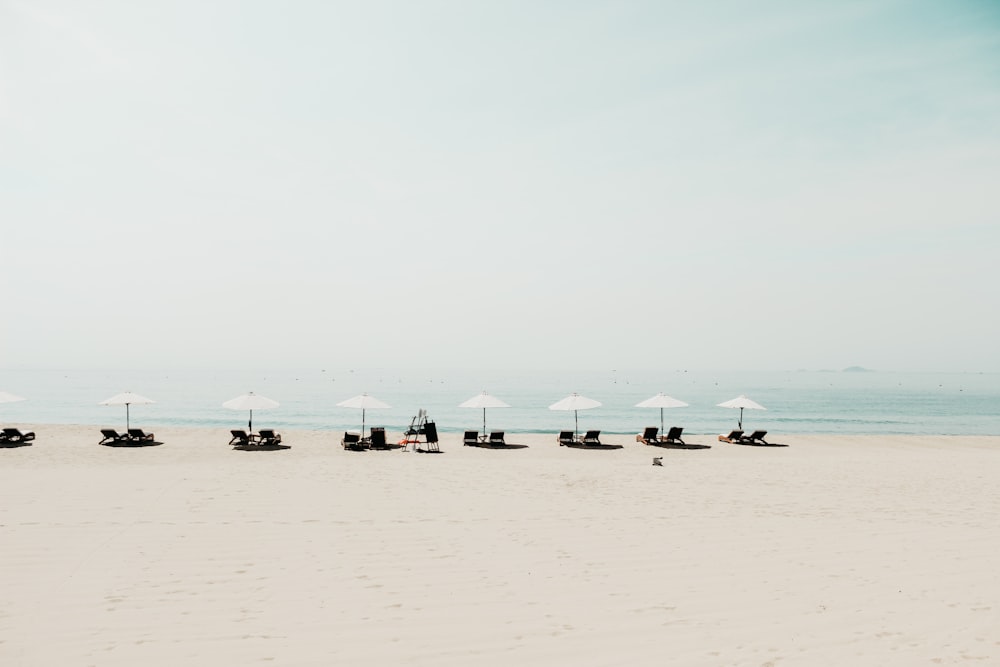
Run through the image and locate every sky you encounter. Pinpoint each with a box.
[2,0,999,373]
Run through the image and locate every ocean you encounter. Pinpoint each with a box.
[1,367,998,436]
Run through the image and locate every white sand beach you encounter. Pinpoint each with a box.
[2,426,999,665]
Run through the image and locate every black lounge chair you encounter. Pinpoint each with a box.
[342,431,367,450]
[463,430,479,446]
[489,431,505,445]
[369,427,388,450]
[258,429,282,446]
[2,428,35,443]
[229,429,251,446]
[419,421,440,453]
[99,428,127,445]
[661,426,685,445]
[582,430,602,445]
[638,426,659,444]
[557,430,576,446]
[128,428,155,443]
[741,430,769,445]
[718,430,744,443]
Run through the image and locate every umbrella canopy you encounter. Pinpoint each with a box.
[100,391,155,431]
[336,393,390,437]
[716,394,766,429]
[458,391,510,434]
[0,391,26,404]
[223,392,279,432]
[635,393,689,434]
[548,393,601,438]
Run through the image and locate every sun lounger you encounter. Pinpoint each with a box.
[463,430,479,446]
[2,428,35,443]
[369,427,388,450]
[638,426,658,444]
[740,430,769,445]
[229,429,251,446]
[258,429,282,446]
[128,428,155,442]
[557,430,576,446]
[582,430,602,445]
[718,430,744,443]
[661,426,685,445]
[342,431,367,450]
[99,428,127,445]
[489,431,505,445]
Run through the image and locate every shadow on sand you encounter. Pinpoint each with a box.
[563,443,624,450]
[733,441,788,448]
[466,443,529,450]
[102,440,163,448]
[647,442,712,450]
[1,441,33,449]
[233,443,291,451]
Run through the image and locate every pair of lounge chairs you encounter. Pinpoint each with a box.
[99,428,155,445]
[0,428,35,444]
[718,430,769,445]
[637,426,685,445]
[229,429,283,447]
[557,430,602,446]
[342,427,387,450]
[463,430,506,446]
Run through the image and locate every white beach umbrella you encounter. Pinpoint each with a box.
[458,391,510,434]
[336,393,390,437]
[223,392,279,432]
[0,391,26,404]
[716,394,766,430]
[635,393,689,435]
[100,391,155,431]
[548,393,602,439]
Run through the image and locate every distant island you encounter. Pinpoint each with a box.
[842,366,874,373]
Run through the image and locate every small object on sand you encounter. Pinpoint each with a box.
[652,457,663,466]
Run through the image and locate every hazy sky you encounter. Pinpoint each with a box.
[2,0,998,372]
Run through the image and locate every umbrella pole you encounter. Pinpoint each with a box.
[249,409,253,433]
[362,408,366,438]
[126,403,130,431]
[739,407,743,430]
[575,410,579,439]
[482,408,486,435]
[660,407,664,436]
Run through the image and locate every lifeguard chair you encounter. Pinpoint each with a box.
[402,409,440,453]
